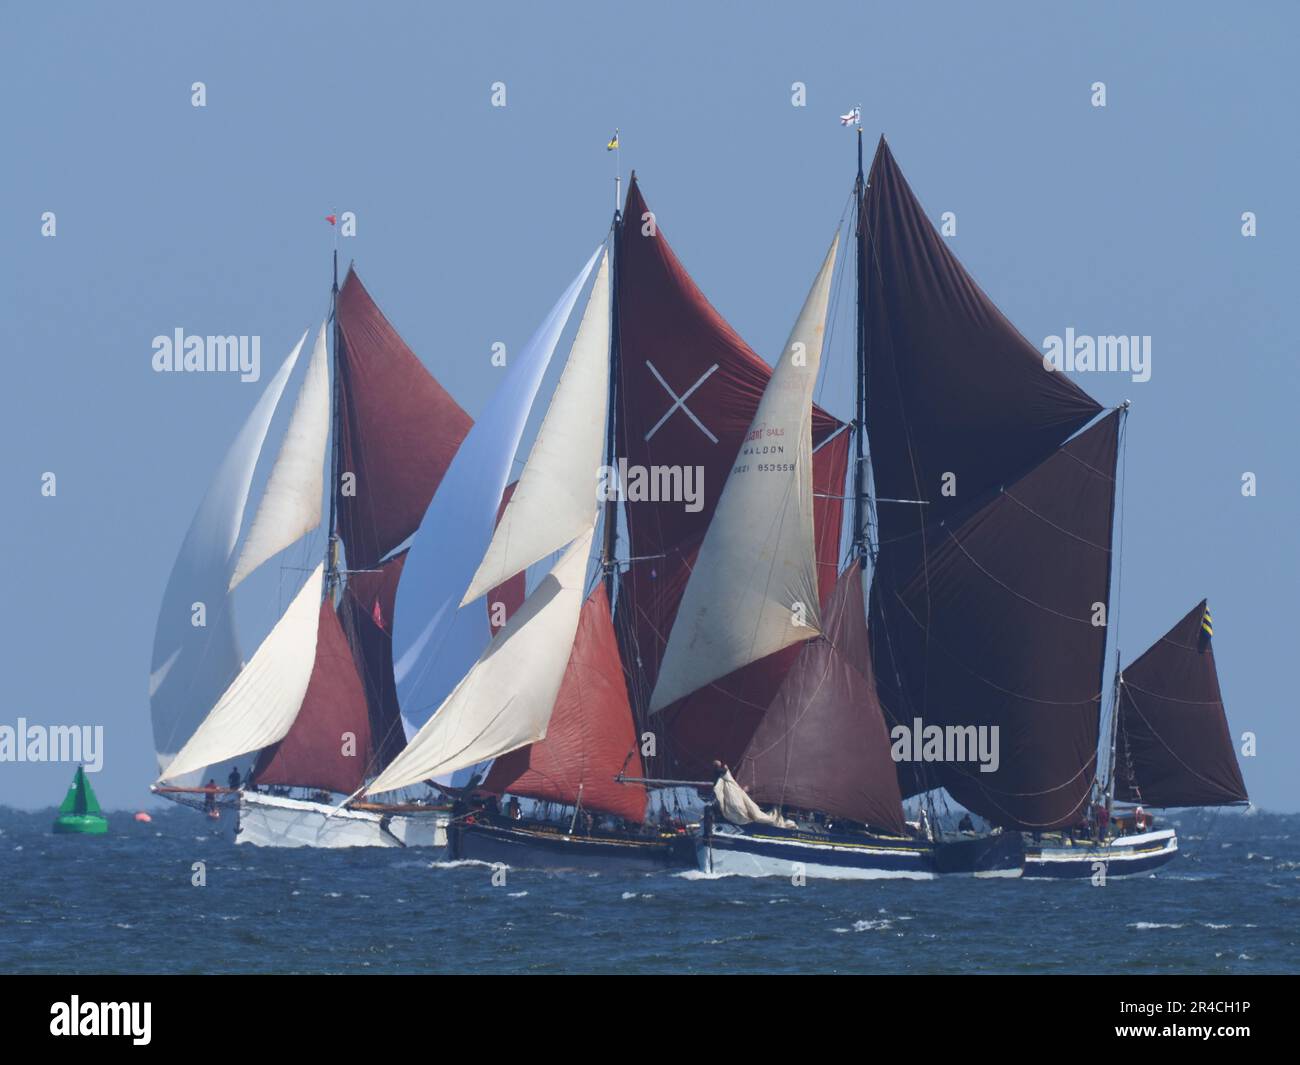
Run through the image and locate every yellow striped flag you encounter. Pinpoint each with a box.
[606,131,619,151]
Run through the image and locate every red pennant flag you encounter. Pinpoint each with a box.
[325,214,337,225]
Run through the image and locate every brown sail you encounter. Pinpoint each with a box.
[1113,601,1248,808]
[861,137,1101,573]
[253,600,376,795]
[483,585,647,821]
[614,176,846,773]
[335,268,473,570]
[736,565,906,834]
[873,411,1120,829]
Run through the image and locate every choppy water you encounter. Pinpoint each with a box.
[1,806,1296,974]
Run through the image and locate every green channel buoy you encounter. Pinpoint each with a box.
[52,765,108,835]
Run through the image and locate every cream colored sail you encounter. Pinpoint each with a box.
[229,321,330,590]
[150,330,309,780]
[367,528,594,795]
[649,233,839,714]
[158,564,324,783]
[462,251,610,606]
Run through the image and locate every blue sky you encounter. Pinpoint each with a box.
[2,1,1296,810]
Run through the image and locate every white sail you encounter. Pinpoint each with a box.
[158,564,324,783]
[462,251,610,606]
[367,527,594,795]
[149,331,309,779]
[392,246,602,728]
[649,233,839,713]
[229,321,330,591]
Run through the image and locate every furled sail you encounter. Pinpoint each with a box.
[614,176,845,775]
[367,528,595,795]
[649,233,838,713]
[714,770,796,830]
[251,599,375,796]
[861,137,1102,574]
[1113,601,1248,808]
[464,251,611,606]
[736,565,907,834]
[150,331,309,779]
[483,583,647,821]
[338,552,409,780]
[873,412,1121,829]
[335,268,473,570]
[229,321,330,590]
[392,246,601,726]
[159,564,325,783]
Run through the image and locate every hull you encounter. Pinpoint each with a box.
[453,817,694,873]
[1022,828,1178,879]
[931,831,1024,877]
[700,822,935,880]
[52,814,108,835]
[236,791,448,850]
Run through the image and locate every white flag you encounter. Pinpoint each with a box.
[840,106,861,126]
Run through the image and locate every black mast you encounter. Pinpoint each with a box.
[852,126,868,567]
[326,241,343,602]
[602,177,624,603]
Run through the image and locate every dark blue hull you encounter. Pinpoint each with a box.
[702,824,934,878]
[452,818,695,873]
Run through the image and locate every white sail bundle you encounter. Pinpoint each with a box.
[462,251,611,606]
[158,564,324,783]
[392,245,602,728]
[714,769,797,830]
[149,331,309,779]
[367,528,595,795]
[229,321,330,591]
[649,233,839,713]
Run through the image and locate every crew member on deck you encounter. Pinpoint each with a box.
[957,813,975,833]
[227,766,241,790]
[204,779,217,813]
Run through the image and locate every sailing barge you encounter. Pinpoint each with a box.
[149,259,470,848]
[147,129,1247,877]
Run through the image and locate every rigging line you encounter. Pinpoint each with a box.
[938,530,1109,624]
[1116,685,1243,796]
[885,588,1105,705]
[946,753,1098,799]
[1000,490,1115,551]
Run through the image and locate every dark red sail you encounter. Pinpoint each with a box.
[253,600,376,795]
[873,411,1121,829]
[487,481,526,637]
[1113,601,1248,808]
[615,176,846,772]
[862,137,1101,572]
[338,552,409,777]
[483,585,647,821]
[335,269,473,569]
[736,565,906,834]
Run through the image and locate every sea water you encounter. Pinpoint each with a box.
[0,806,1295,974]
